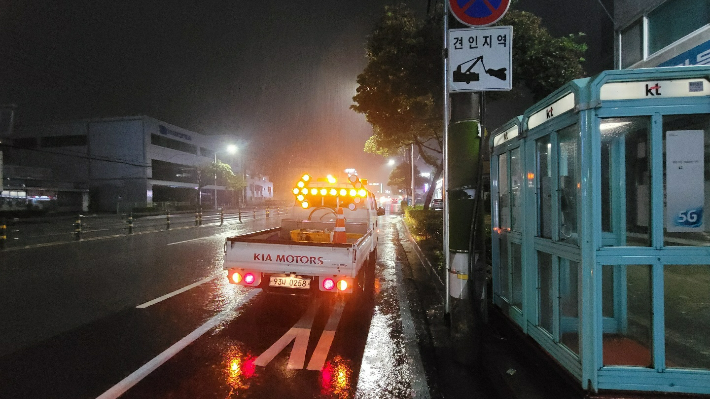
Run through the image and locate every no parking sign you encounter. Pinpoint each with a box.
[449,0,511,27]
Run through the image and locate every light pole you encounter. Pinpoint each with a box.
[214,144,237,208]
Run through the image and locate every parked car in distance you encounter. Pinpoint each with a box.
[431,198,443,210]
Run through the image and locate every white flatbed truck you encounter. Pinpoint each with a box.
[223,174,381,295]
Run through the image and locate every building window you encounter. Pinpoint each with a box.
[200,147,214,158]
[621,20,643,68]
[150,134,197,155]
[620,0,710,68]
[151,159,196,183]
[648,0,710,55]
[40,135,87,148]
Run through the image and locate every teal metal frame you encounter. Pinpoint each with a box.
[490,66,710,395]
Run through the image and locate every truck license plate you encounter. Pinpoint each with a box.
[269,276,311,289]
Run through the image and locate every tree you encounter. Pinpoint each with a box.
[352,3,587,207]
[353,4,444,210]
[388,162,426,199]
[226,173,247,207]
[195,161,236,207]
[498,7,587,101]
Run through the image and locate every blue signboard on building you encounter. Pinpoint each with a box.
[658,40,710,67]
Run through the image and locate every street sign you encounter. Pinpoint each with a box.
[448,0,511,27]
[448,26,512,92]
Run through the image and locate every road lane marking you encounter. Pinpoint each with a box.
[167,236,215,246]
[254,300,319,369]
[136,276,218,308]
[307,299,346,370]
[97,288,261,399]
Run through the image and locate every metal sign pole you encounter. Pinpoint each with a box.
[443,4,451,315]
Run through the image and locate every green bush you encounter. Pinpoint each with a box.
[404,208,443,241]
[404,207,444,275]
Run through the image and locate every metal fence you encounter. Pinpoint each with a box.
[0,207,286,250]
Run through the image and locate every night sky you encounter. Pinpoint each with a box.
[0,0,612,194]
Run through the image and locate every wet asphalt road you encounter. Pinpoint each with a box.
[0,212,432,398]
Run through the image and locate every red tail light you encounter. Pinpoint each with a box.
[322,278,335,291]
[244,273,256,285]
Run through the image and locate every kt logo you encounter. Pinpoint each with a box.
[646,83,661,96]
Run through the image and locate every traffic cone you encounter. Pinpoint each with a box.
[333,207,346,243]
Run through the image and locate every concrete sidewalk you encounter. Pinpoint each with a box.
[393,217,582,399]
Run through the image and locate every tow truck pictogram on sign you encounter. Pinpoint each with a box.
[453,55,507,84]
[448,26,512,92]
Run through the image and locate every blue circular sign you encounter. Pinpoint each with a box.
[449,0,511,27]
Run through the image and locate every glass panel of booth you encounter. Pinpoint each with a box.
[499,233,510,300]
[538,251,554,334]
[664,264,710,370]
[600,117,652,247]
[511,242,523,310]
[602,264,653,368]
[559,258,580,355]
[499,153,510,229]
[558,125,579,245]
[510,147,523,232]
[537,137,552,239]
[663,114,710,246]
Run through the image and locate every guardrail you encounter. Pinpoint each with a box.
[0,207,285,250]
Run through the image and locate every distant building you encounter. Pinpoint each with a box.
[4,115,269,212]
[615,0,710,69]
[245,175,273,205]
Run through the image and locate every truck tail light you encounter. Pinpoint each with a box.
[230,271,242,284]
[322,278,335,291]
[244,273,256,285]
[337,279,348,291]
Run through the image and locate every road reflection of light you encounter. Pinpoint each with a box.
[212,272,251,311]
[320,356,353,398]
[223,344,257,392]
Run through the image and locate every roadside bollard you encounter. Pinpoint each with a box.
[74,216,82,240]
[127,213,134,234]
[253,207,256,219]
[195,211,199,226]
[238,208,242,223]
[198,210,203,226]
[0,219,6,250]
[166,211,171,230]
[220,209,224,226]
[266,207,270,218]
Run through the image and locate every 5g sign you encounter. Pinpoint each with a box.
[675,207,703,228]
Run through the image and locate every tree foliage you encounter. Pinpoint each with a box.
[353,4,443,164]
[352,3,587,207]
[388,162,426,195]
[499,8,587,101]
[195,161,240,206]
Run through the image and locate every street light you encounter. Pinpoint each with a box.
[214,144,238,208]
[388,159,395,166]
